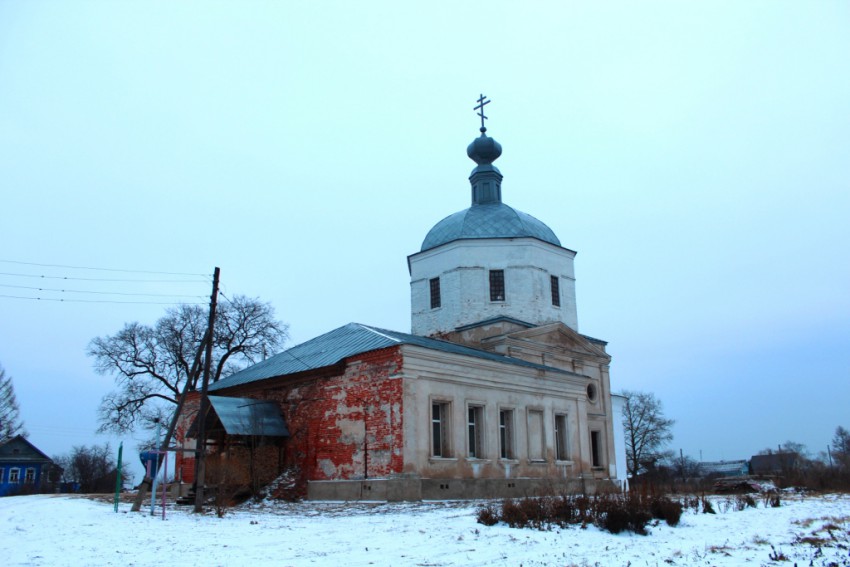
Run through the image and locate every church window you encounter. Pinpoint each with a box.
[429,277,441,309]
[586,383,597,402]
[550,275,560,307]
[431,401,451,457]
[24,468,35,483]
[527,410,544,461]
[467,405,484,458]
[499,409,514,459]
[489,270,505,302]
[9,468,20,484]
[555,414,569,460]
[590,430,603,468]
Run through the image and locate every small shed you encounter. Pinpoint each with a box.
[187,395,291,493]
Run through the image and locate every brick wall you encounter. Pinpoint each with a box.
[183,346,405,497]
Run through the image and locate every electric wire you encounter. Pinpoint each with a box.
[0,259,210,277]
[0,271,208,283]
[0,283,207,299]
[0,294,206,305]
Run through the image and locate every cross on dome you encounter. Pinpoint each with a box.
[474,94,490,132]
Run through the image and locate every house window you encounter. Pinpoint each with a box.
[24,468,36,484]
[527,410,544,461]
[550,275,560,307]
[429,277,441,309]
[467,405,484,458]
[489,270,505,301]
[499,409,514,459]
[590,430,602,468]
[9,468,20,484]
[431,401,451,457]
[555,414,569,461]
[0,468,4,483]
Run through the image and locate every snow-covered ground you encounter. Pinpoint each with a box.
[2,492,849,566]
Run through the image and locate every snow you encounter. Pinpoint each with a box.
[2,493,849,566]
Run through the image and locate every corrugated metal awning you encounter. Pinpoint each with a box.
[190,396,289,437]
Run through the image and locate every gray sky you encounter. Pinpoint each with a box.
[1,1,848,467]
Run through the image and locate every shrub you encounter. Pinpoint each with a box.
[475,491,681,536]
[701,495,715,514]
[476,503,499,526]
[651,496,683,526]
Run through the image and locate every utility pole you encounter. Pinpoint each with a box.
[194,266,220,513]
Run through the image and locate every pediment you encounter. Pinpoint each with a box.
[500,322,610,360]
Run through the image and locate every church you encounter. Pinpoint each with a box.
[177,98,625,500]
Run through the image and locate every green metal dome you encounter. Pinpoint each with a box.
[420,203,561,252]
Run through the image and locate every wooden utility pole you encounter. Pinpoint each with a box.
[193,266,220,513]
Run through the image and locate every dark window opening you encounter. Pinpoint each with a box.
[490,270,505,302]
[432,402,450,457]
[550,275,560,306]
[429,277,441,309]
[590,430,602,467]
[499,409,514,459]
[555,414,568,461]
[467,405,483,458]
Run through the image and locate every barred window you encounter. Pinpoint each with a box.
[429,277,441,309]
[550,275,560,306]
[489,270,505,302]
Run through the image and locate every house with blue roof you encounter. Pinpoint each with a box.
[178,98,624,500]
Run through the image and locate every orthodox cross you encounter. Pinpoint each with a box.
[474,94,490,132]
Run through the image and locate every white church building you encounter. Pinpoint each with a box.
[180,99,626,500]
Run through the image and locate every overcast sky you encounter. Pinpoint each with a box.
[1,2,848,471]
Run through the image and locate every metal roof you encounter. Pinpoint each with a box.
[210,322,578,392]
[203,396,289,437]
[420,203,561,252]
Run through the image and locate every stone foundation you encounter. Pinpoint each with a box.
[307,477,618,501]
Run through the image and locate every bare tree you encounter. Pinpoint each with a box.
[89,296,287,433]
[0,363,26,443]
[622,390,674,478]
[53,443,128,493]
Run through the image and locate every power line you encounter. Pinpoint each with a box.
[0,294,206,305]
[0,271,209,284]
[0,259,210,277]
[0,283,207,299]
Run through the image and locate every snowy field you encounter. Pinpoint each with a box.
[2,492,849,566]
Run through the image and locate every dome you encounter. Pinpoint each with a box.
[420,202,561,252]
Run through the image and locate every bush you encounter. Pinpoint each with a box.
[650,496,683,526]
[476,503,499,526]
[476,492,666,535]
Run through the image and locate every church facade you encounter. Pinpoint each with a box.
[178,100,623,500]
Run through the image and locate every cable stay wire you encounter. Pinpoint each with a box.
[0,294,206,305]
[0,271,209,284]
[0,283,207,299]
[0,259,211,278]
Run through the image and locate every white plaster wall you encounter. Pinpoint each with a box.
[610,393,628,484]
[399,345,608,481]
[410,239,578,336]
